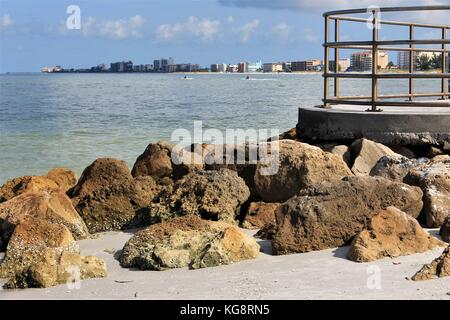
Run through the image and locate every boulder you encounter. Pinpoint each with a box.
[370,155,427,182]
[242,202,279,229]
[440,215,450,243]
[131,141,173,179]
[0,189,89,248]
[406,161,450,227]
[120,215,259,270]
[275,127,299,141]
[0,216,78,278]
[412,246,450,281]
[0,176,59,203]
[149,169,250,224]
[254,140,353,202]
[390,146,416,159]
[74,176,163,233]
[68,157,132,201]
[272,176,423,255]
[350,138,401,176]
[348,207,445,262]
[46,168,77,192]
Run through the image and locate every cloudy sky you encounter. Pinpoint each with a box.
[0,0,448,72]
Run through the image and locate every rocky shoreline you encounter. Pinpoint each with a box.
[0,130,449,290]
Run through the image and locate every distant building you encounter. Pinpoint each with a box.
[210,63,227,72]
[350,51,388,71]
[238,60,262,73]
[282,62,291,72]
[153,57,175,72]
[238,62,248,73]
[291,59,322,72]
[41,66,63,73]
[110,61,133,72]
[227,64,238,73]
[329,58,350,72]
[398,51,437,69]
[176,63,200,72]
[263,63,283,72]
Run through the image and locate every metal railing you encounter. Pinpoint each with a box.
[323,6,450,111]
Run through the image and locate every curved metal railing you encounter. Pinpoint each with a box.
[322,6,450,111]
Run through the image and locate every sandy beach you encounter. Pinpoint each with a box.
[1,229,448,300]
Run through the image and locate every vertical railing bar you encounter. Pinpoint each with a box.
[324,16,330,108]
[442,27,447,99]
[334,19,340,98]
[409,25,414,101]
[371,10,379,111]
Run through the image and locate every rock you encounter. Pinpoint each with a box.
[350,138,401,176]
[46,168,77,192]
[254,140,353,202]
[74,176,163,233]
[348,207,445,262]
[412,245,450,281]
[0,189,89,248]
[21,251,107,288]
[242,202,278,229]
[370,156,428,182]
[0,176,59,203]
[68,157,132,201]
[0,216,78,278]
[406,161,450,227]
[119,215,259,271]
[171,146,205,180]
[254,223,276,240]
[272,176,423,255]
[329,145,351,167]
[131,141,173,179]
[439,215,450,243]
[427,146,444,158]
[390,146,416,159]
[149,169,250,224]
[274,127,299,141]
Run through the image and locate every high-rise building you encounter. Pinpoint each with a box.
[350,51,388,71]
[291,59,322,71]
[263,63,283,72]
[329,58,350,72]
[210,63,227,72]
[110,61,133,72]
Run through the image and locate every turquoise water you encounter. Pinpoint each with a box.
[0,73,443,184]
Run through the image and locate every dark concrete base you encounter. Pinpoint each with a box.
[297,105,450,148]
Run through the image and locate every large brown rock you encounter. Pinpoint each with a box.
[131,141,173,179]
[0,216,78,278]
[0,176,59,203]
[406,160,450,228]
[149,169,250,224]
[74,176,163,233]
[412,246,450,281]
[350,138,400,176]
[272,176,423,255]
[68,157,132,201]
[370,156,427,182]
[120,215,259,271]
[440,215,450,243]
[254,140,353,202]
[242,202,279,229]
[0,189,89,248]
[348,207,445,262]
[46,168,77,192]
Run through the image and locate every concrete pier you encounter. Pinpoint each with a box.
[297,104,450,148]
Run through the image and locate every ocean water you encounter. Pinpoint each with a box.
[0,72,443,184]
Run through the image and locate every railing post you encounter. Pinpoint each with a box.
[334,19,340,98]
[409,25,414,101]
[371,10,379,111]
[323,16,330,108]
[442,27,447,99]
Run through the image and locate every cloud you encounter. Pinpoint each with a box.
[1,13,13,28]
[78,15,145,38]
[303,27,319,44]
[234,19,259,43]
[272,22,290,40]
[156,16,220,42]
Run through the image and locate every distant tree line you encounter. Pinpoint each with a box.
[416,53,443,71]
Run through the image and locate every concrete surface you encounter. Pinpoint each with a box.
[297,104,450,148]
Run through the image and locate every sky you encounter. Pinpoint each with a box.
[0,0,448,72]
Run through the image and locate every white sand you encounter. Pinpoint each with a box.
[0,229,449,300]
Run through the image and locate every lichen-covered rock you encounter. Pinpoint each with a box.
[348,207,445,262]
[131,141,173,179]
[68,157,133,202]
[272,176,423,255]
[254,140,353,202]
[0,216,78,278]
[350,138,400,176]
[0,189,89,248]
[74,176,163,233]
[370,156,427,182]
[412,246,450,281]
[46,168,77,192]
[440,215,450,243]
[149,169,250,224]
[119,215,259,270]
[242,202,279,229]
[0,176,59,203]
